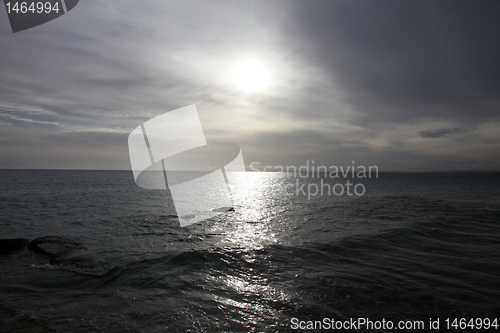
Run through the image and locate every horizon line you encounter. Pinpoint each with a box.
[0,168,499,173]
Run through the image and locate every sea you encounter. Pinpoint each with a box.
[0,170,499,332]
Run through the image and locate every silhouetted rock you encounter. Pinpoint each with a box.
[158,214,179,221]
[0,238,30,255]
[0,303,57,332]
[212,206,234,213]
[28,236,90,265]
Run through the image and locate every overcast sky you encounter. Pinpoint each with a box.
[0,0,499,171]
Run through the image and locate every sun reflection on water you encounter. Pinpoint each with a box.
[199,173,297,326]
[207,172,292,249]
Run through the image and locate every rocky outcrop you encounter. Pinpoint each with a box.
[0,303,57,332]
[28,236,85,255]
[28,236,91,265]
[0,238,30,255]
[212,206,235,212]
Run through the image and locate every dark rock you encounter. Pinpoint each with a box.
[0,238,30,255]
[28,236,85,255]
[28,236,90,265]
[0,303,57,332]
[211,206,234,213]
[158,214,178,221]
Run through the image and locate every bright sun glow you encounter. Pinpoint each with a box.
[232,60,269,93]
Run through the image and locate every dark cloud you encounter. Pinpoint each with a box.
[286,0,500,125]
[419,127,464,138]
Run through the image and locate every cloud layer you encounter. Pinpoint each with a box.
[0,0,499,171]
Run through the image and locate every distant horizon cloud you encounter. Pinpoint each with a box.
[419,127,465,139]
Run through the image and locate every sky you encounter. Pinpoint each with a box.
[0,0,499,171]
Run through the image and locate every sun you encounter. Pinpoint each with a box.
[232,60,270,93]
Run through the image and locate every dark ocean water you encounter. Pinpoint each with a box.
[0,170,499,332]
